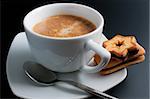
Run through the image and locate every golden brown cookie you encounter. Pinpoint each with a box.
[103,35,138,58]
[100,55,145,75]
[94,43,145,69]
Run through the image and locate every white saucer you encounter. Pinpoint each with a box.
[6,32,127,99]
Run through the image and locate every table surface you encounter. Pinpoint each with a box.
[1,0,149,99]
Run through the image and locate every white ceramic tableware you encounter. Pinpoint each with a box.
[23,3,111,73]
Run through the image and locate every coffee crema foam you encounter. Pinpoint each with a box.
[33,15,96,38]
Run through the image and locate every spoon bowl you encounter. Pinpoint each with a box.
[23,61,57,86]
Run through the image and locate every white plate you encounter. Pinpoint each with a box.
[7,32,127,99]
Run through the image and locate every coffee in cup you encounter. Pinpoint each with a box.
[33,15,96,38]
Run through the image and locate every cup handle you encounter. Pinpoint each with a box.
[81,40,111,73]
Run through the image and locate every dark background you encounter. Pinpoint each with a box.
[1,0,149,99]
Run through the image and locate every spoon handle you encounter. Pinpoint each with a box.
[59,80,118,99]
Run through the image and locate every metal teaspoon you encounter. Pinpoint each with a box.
[23,61,118,99]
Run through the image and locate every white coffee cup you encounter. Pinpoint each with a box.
[23,3,111,73]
